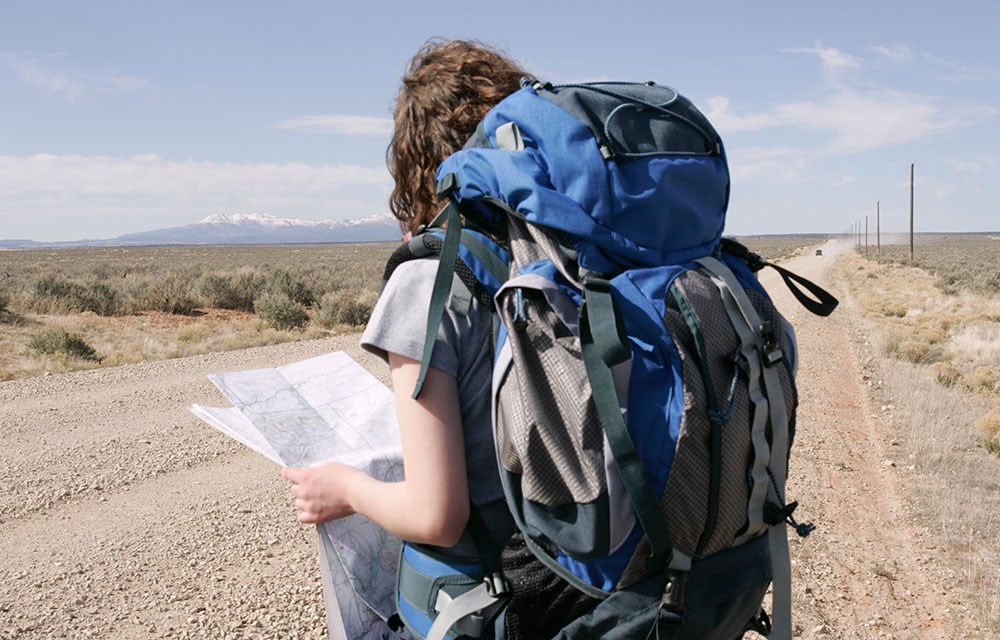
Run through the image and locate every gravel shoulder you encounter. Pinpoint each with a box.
[765,243,969,639]
[1,336,387,639]
[0,248,975,639]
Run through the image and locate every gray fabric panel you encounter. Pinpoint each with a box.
[496,283,605,507]
[536,83,720,160]
[513,481,612,558]
[495,218,598,509]
[507,216,579,287]
[673,272,754,555]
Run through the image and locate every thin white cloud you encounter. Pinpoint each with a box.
[871,45,914,64]
[704,96,775,134]
[727,146,807,184]
[272,115,393,136]
[0,52,151,102]
[922,52,1000,82]
[932,184,956,200]
[0,153,391,203]
[781,42,861,71]
[707,89,957,153]
[706,42,998,158]
[773,89,955,153]
[944,156,996,174]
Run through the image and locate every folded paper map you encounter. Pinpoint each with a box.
[191,351,404,640]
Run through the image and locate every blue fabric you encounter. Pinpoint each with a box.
[556,526,644,592]
[397,544,481,638]
[553,266,691,589]
[396,544,482,638]
[614,265,691,495]
[435,82,734,592]
[402,543,481,578]
[438,86,728,273]
[397,592,434,637]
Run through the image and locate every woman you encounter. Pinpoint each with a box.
[283,40,594,638]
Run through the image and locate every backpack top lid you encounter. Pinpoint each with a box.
[437,81,730,273]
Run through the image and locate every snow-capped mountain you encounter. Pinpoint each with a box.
[0,212,403,248]
[198,212,394,229]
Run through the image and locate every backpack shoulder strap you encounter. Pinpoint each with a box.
[389,201,509,399]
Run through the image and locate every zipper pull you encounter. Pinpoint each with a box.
[512,288,528,331]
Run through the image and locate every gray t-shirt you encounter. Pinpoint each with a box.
[361,259,511,555]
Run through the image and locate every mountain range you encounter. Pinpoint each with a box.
[0,212,403,248]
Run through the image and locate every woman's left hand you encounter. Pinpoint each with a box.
[282,462,362,524]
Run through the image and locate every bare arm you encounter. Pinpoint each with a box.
[282,352,470,547]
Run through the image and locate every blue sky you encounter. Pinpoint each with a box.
[1,1,997,241]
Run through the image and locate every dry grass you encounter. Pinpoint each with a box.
[0,236,827,381]
[0,243,395,380]
[872,233,1000,296]
[834,246,1000,628]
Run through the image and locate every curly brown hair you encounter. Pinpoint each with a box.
[387,39,529,235]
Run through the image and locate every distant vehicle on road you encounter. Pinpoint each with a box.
[815,249,823,256]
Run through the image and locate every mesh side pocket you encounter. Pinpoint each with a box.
[496,285,606,508]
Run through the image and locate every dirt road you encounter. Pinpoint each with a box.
[765,242,978,639]
[0,247,978,639]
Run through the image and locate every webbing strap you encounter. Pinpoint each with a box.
[426,583,506,640]
[698,257,791,495]
[697,259,771,543]
[522,535,610,601]
[718,237,838,317]
[465,504,503,580]
[696,256,792,640]
[413,201,462,399]
[766,522,793,640]
[669,284,718,412]
[580,277,671,562]
[458,229,509,286]
[768,262,839,317]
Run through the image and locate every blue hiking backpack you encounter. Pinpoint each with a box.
[386,80,837,640]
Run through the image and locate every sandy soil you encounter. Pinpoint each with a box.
[0,246,983,639]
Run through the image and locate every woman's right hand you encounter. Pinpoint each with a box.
[282,462,363,524]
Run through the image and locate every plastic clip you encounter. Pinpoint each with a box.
[758,321,784,367]
[484,572,509,598]
[660,569,688,615]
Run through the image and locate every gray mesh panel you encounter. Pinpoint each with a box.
[495,286,605,508]
[618,269,796,589]
[671,273,753,556]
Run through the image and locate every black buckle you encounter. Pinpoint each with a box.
[581,273,612,292]
[660,569,688,615]
[745,608,772,635]
[758,321,784,367]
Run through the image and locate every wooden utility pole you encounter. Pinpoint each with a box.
[909,162,915,265]
[877,201,881,256]
[865,215,868,257]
